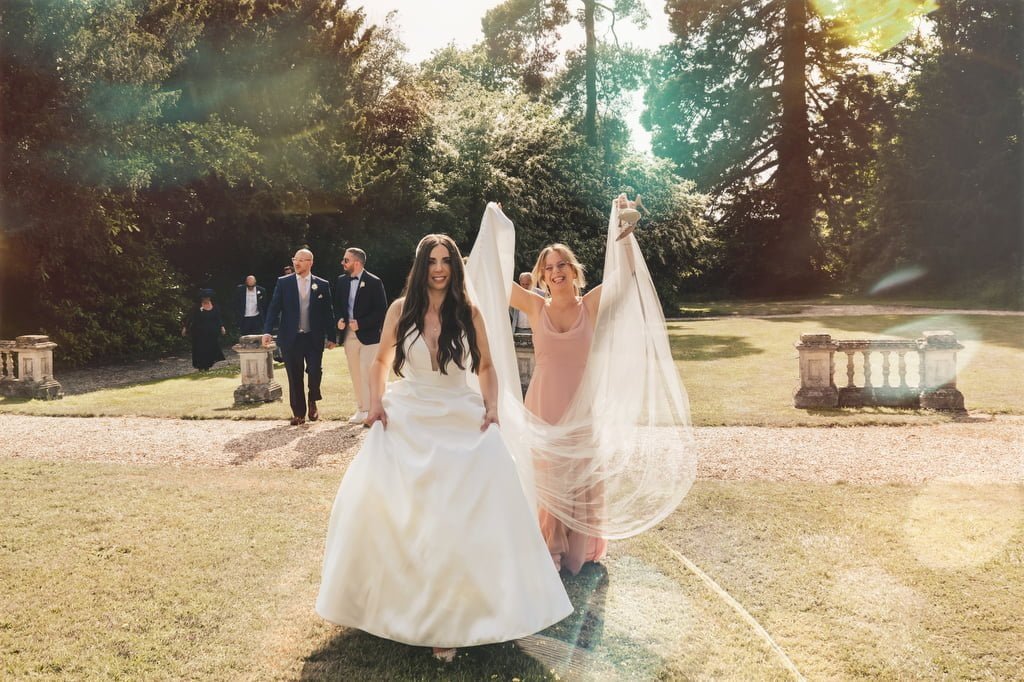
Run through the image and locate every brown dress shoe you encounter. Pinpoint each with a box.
[290,416,305,426]
[308,399,319,422]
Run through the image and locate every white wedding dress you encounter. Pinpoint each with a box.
[315,332,573,648]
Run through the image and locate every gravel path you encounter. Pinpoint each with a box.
[5,414,1021,484]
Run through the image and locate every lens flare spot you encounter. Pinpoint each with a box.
[904,477,1024,570]
[868,265,928,296]
[517,555,695,678]
[813,0,939,52]
[882,315,979,377]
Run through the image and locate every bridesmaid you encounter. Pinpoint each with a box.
[508,243,608,575]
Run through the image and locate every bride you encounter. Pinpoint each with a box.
[315,234,572,662]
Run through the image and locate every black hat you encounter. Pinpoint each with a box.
[198,288,215,299]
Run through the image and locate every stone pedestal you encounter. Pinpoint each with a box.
[514,332,535,397]
[919,330,965,411]
[233,335,283,404]
[794,332,839,408]
[0,335,63,400]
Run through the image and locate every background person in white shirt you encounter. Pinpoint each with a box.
[512,272,544,333]
[235,275,267,335]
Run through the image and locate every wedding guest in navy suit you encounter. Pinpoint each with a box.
[235,275,268,335]
[263,249,337,425]
[334,247,388,424]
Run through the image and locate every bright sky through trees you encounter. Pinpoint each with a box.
[360,0,672,151]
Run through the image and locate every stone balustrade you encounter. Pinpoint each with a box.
[514,332,535,397]
[233,335,283,405]
[0,335,63,400]
[795,330,964,411]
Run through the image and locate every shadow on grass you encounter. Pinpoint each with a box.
[542,562,609,648]
[676,300,813,318]
[212,401,271,413]
[179,366,238,380]
[669,333,765,361]
[299,564,611,680]
[225,425,304,464]
[291,426,363,469]
[802,407,994,423]
[506,562,612,678]
[300,629,553,680]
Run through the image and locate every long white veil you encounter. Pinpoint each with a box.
[466,202,697,540]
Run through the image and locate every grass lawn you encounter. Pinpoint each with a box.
[2,458,1021,679]
[4,313,1019,426]
[674,313,1024,426]
[676,293,1024,318]
[0,350,359,421]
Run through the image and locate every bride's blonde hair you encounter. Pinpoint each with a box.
[532,243,587,297]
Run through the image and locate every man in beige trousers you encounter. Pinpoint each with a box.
[335,248,388,423]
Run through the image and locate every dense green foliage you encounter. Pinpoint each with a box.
[645,0,1020,301]
[863,0,1021,299]
[0,0,1018,364]
[0,0,700,364]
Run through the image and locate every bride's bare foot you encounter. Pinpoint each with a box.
[432,647,456,663]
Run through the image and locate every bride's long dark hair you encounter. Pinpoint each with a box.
[393,234,481,377]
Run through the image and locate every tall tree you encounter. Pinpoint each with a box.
[0,0,220,362]
[866,0,1021,303]
[482,0,649,146]
[645,0,891,294]
[415,56,710,308]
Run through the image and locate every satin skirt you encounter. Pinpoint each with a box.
[315,376,573,648]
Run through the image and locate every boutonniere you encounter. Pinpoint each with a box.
[359,281,365,289]
[311,283,318,291]
[317,294,323,299]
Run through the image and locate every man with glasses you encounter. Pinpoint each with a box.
[511,271,545,334]
[335,248,388,424]
[262,248,337,426]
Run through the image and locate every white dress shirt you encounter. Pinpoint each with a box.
[244,288,258,317]
[348,272,363,321]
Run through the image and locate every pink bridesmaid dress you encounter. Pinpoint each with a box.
[524,301,608,575]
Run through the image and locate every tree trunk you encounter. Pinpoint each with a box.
[775,0,816,292]
[584,0,598,146]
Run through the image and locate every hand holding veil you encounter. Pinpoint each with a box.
[466,201,697,540]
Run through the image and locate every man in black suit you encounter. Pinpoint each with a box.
[236,275,268,335]
[262,249,337,425]
[335,247,388,424]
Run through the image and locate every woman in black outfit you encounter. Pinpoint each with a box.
[182,289,226,370]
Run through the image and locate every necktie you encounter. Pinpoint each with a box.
[299,278,311,333]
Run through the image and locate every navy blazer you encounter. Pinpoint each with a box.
[264,274,337,351]
[334,270,388,346]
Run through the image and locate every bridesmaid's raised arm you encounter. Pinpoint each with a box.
[510,280,544,314]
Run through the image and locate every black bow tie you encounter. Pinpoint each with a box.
[349,276,358,281]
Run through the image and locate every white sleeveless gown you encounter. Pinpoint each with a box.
[315,333,573,647]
